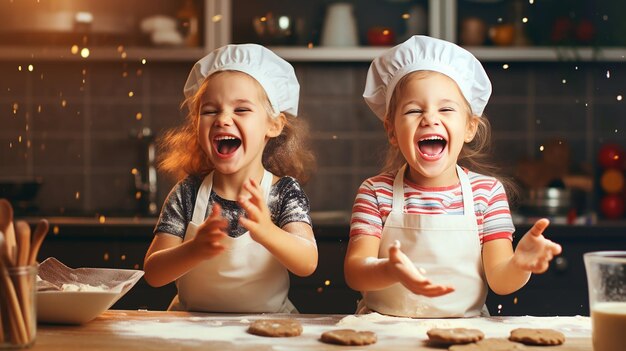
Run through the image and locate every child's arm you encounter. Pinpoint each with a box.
[143,204,228,287]
[344,235,455,296]
[482,218,562,295]
[238,178,318,277]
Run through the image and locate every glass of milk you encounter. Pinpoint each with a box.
[584,251,626,351]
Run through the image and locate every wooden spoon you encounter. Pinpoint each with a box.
[0,199,16,266]
[15,221,30,267]
[29,219,49,265]
[14,220,33,340]
[0,235,28,345]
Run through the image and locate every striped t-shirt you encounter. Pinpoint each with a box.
[350,168,515,244]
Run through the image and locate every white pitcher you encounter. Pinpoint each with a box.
[321,2,358,47]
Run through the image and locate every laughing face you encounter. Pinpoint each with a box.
[197,71,284,176]
[385,71,479,187]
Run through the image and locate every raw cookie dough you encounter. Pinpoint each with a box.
[320,329,377,346]
[427,327,485,345]
[247,319,303,337]
[509,328,565,346]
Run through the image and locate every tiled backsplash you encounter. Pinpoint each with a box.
[1,60,625,216]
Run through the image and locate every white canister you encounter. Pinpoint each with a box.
[320,2,358,47]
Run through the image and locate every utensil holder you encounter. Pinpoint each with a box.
[0,266,36,349]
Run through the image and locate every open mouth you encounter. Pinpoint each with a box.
[418,135,447,157]
[213,135,242,156]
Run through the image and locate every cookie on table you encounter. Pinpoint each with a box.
[449,338,527,351]
[427,328,485,345]
[320,329,377,346]
[247,319,303,337]
[509,328,565,346]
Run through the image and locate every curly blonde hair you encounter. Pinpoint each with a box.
[381,71,517,200]
[158,71,316,184]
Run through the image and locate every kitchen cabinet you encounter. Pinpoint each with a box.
[0,0,222,62]
[30,218,625,315]
[2,0,625,62]
[227,0,626,62]
[449,0,626,61]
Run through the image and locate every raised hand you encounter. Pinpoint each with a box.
[386,240,455,297]
[512,218,562,274]
[191,203,228,259]
[238,178,276,244]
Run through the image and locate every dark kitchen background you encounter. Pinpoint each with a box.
[0,0,624,315]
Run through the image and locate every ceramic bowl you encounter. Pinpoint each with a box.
[36,257,144,324]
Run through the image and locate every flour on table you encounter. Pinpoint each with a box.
[108,314,590,349]
[108,318,330,347]
[188,316,222,326]
[336,313,591,338]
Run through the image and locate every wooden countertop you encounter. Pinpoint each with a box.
[30,310,593,350]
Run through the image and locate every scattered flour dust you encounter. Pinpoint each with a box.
[108,313,590,347]
[336,312,591,338]
[109,320,247,342]
[107,316,329,347]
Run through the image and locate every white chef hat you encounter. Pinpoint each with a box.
[184,43,300,116]
[363,35,492,121]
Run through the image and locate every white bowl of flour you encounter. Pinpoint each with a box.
[36,257,144,324]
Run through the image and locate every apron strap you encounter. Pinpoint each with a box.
[260,169,273,203]
[192,173,214,224]
[391,164,407,213]
[391,164,474,215]
[456,165,474,216]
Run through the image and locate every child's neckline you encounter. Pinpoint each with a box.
[211,190,239,203]
[400,168,466,192]
[404,177,461,192]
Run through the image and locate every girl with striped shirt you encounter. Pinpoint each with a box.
[344,36,562,318]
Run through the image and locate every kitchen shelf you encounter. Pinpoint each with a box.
[4,45,626,63]
[0,45,386,62]
[270,46,389,62]
[0,46,207,62]
[467,47,626,62]
[2,0,626,63]
[271,46,626,62]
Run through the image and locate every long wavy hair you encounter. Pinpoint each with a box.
[381,70,518,201]
[158,71,316,184]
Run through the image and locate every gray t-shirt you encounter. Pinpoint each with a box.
[154,175,312,238]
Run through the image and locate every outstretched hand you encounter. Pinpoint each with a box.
[513,218,562,274]
[238,178,276,244]
[192,203,228,259]
[386,240,455,297]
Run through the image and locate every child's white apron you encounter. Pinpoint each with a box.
[360,164,487,317]
[169,169,296,313]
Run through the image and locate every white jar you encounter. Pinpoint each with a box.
[320,2,358,47]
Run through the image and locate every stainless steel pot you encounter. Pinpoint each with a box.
[519,187,587,217]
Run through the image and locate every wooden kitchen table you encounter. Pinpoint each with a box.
[30,310,593,350]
